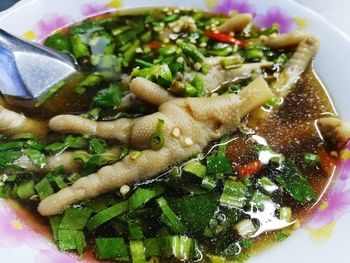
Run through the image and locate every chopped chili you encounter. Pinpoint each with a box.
[205,31,247,47]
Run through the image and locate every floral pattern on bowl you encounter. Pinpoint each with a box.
[0,0,349,262]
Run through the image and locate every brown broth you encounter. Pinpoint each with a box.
[6,66,338,262]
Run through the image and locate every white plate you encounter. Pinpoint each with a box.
[0,0,349,262]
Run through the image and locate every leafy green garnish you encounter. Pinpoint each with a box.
[93,83,123,109]
[276,162,317,203]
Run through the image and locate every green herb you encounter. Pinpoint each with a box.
[276,162,317,203]
[169,193,219,236]
[89,138,107,154]
[22,148,47,168]
[183,160,206,178]
[275,231,290,242]
[130,240,146,263]
[206,156,233,175]
[35,178,54,200]
[59,207,92,231]
[249,191,274,211]
[303,152,320,165]
[17,179,35,200]
[128,187,164,210]
[44,33,72,53]
[180,42,205,63]
[57,229,86,255]
[93,83,123,109]
[149,119,165,150]
[95,237,129,260]
[74,73,103,94]
[132,64,173,87]
[87,201,128,231]
[157,197,186,234]
[128,219,144,240]
[220,181,247,208]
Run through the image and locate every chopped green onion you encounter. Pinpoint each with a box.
[206,156,233,175]
[235,219,256,238]
[22,148,47,168]
[17,179,35,200]
[130,240,146,263]
[135,59,153,68]
[275,162,317,203]
[44,33,72,53]
[35,178,54,200]
[303,152,320,165]
[180,42,205,63]
[49,215,62,242]
[157,197,186,234]
[260,25,279,36]
[258,177,278,193]
[74,73,103,95]
[128,187,164,211]
[249,191,274,211]
[93,83,123,109]
[201,177,217,190]
[279,207,293,222]
[95,237,129,260]
[59,207,92,231]
[220,180,247,208]
[183,159,206,178]
[57,229,86,255]
[149,119,165,150]
[87,201,128,231]
[221,55,244,69]
[128,219,144,240]
[144,236,199,260]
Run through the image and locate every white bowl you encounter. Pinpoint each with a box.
[0,0,349,262]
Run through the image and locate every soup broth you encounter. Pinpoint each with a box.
[0,7,340,263]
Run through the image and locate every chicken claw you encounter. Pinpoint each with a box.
[38,76,272,216]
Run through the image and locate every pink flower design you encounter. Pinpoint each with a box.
[0,202,42,248]
[35,14,74,41]
[212,0,256,16]
[254,6,296,34]
[308,180,350,229]
[81,2,113,17]
[339,141,350,181]
[35,249,84,263]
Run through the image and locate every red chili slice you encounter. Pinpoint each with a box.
[205,31,247,47]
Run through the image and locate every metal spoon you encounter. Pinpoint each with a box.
[0,28,78,106]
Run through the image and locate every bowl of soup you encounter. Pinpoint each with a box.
[0,0,349,262]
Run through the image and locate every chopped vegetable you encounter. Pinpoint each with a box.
[237,160,263,178]
[206,156,233,175]
[303,152,320,165]
[144,236,199,260]
[95,237,129,260]
[130,240,146,263]
[93,83,123,109]
[149,119,165,150]
[220,180,247,208]
[205,31,246,47]
[235,219,256,238]
[17,179,35,200]
[275,162,317,203]
[128,187,164,210]
[183,159,206,178]
[35,178,54,200]
[180,42,205,63]
[60,208,92,231]
[157,197,186,234]
[87,201,128,231]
